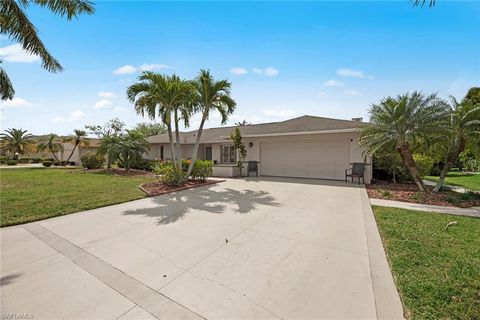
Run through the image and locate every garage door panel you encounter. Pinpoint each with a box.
[260,139,348,180]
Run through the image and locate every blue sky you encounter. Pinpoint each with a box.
[1,1,479,135]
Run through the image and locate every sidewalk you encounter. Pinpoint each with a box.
[423,179,476,194]
[370,198,480,218]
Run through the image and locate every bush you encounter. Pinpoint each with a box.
[6,160,17,166]
[396,154,435,181]
[68,161,76,166]
[81,153,105,169]
[0,156,7,164]
[43,158,55,162]
[42,160,52,167]
[19,158,30,163]
[191,160,213,181]
[53,160,61,166]
[463,159,480,172]
[31,157,42,163]
[153,162,184,186]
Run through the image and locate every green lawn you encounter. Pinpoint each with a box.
[373,206,480,320]
[425,171,480,191]
[0,168,153,227]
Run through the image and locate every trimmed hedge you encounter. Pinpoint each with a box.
[6,160,17,166]
[42,161,52,167]
[81,153,105,169]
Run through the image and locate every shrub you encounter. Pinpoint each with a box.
[446,195,460,205]
[410,192,423,201]
[53,160,61,166]
[0,156,7,164]
[460,191,480,201]
[42,160,52,167]
[31,157,42,163]
[43,158,55,162]
[463,159,480,172]
[19,158,30,163]
[153,162,184,186]
[380,189,391,198]
[81,153,105,169]
[191,160,213,181]
[6,160,17,166]
[68,161,76,166]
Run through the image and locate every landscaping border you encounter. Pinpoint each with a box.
[139,179,225,197]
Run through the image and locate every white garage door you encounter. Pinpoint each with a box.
[260,139,349,180]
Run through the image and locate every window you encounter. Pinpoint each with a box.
[160,145,164,160]
[221,145,236,164]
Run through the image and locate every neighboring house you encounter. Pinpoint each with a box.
[147,115,372,183]
[23,138,100,164]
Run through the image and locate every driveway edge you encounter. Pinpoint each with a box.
[359,188,405,320]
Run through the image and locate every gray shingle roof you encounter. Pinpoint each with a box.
[147,115,362,144]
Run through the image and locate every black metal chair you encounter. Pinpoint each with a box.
[345,163,366,184]
[247,161,259,177]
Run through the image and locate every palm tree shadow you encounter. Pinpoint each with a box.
[0,273,22,287]
[123,186,279,225]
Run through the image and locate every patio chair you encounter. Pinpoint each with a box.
[345,163,366,184]
[247,161,259,177]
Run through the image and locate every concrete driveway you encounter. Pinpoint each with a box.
[1,177,403,320]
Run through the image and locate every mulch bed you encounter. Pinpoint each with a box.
[367,181,480,208]
[87,168,155,177]
[140,179,225,196]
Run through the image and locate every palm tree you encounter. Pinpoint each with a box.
[127,72,192,170]
[359,92,447,192]
[37,133,64,161]
[0,0,94,100]
[186,70,236,178]
[235,120,251,126]
[64,129,90,163]
[111,130,149,171]
[433,96,480,192]
[0,128,34,159]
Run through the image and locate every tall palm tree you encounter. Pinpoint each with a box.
[64,129,90,162]
[0,128,33,159]
[127,72,192,170]
[111,130,149,171]
[433,96,480,192]
[0,0,94,100]
[235,120,251,126]
[37,133,64,161]
[186,70,236,178]
[359,92,447,192]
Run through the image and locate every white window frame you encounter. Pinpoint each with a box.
[221,145,236,164]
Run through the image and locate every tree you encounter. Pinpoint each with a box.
[37,133,64,161]
[433,93,480,192]
[0,0,95,100]
[64,129,90,162]
[413,0,435,7]
[86,118,125,169]
[230,127,247,176]
[111,130,149,171]
[186,70,236,178]
[132,122,167,137]
[235,120,251,126]
[0,128,34,159]
[127,72,192,171]
[359,92,447,192]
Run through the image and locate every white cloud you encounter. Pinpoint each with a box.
[0,97,33,108]
[0,44,40,63]
[251,67,279,77]
[263,109,296,117]
[94,99,113,109]
[230,67,248,75]
[139,64,172,71]
[337,68,365,78]
[324,79,344,87]
[113,65,137,75]
[52,110,86,123]
[98,91,116,99]
[344,89,360,96]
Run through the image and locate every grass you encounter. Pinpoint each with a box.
[373,206,480,320]
[0,168,154,227]
[425,171,480,191]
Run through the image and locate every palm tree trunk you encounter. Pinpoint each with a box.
[396,143,427,192]
[186,113,207,178]
[66,141,79,162]
[51,148,59,161]
[166,116,176,167]
[174,109,183,172]
[433,138,466,193]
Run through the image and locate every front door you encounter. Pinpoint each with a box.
[205,146,212,160]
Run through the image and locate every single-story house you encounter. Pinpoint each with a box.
[147,115,372,183]
[23,138,100,164]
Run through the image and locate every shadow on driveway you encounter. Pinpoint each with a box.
[123,186,280,225]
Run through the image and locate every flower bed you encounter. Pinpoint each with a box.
[140,179,224,196]
[367,182,480,208]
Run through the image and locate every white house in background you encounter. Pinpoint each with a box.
[147,115,372,183]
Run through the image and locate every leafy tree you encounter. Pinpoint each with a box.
[230,127,247,176]
[127,72,192,171]
[64,129,90,162]
[359,92,447,192]
[37,133,64,161]
[433,93,480,192]
[0,128,34,159]
[0,0,95,100]
[235,120,251,126]
[186,69,236,178]
[132,122,167,137]
[86,118,125,169]
[111,130,149,171]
